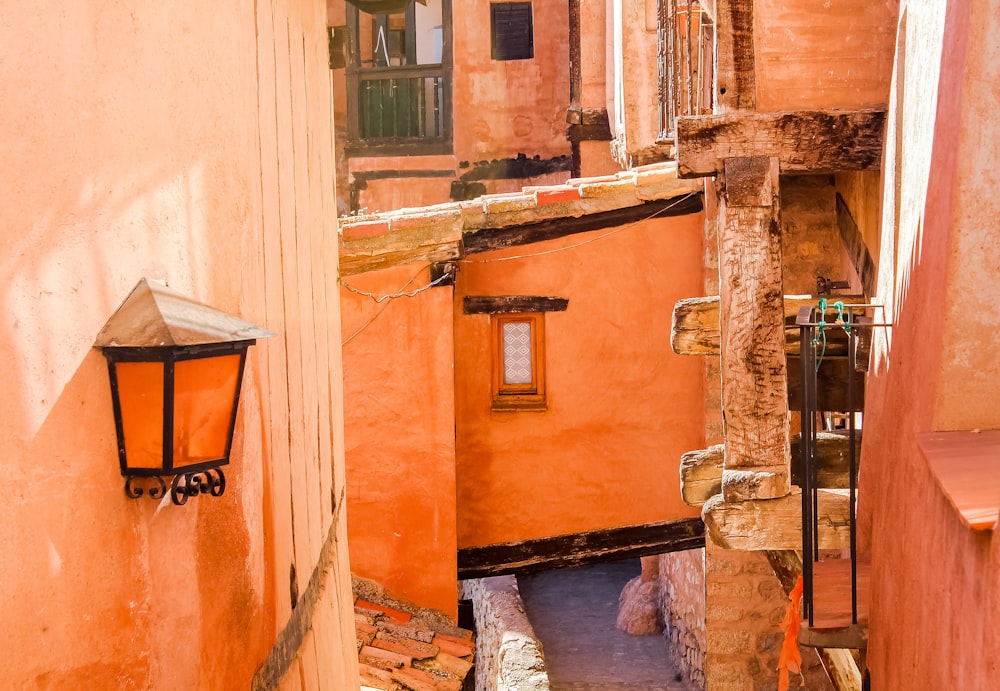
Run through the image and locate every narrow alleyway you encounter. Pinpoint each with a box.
[518,560,694,691]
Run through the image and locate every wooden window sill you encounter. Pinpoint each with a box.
[918,429,1000,530]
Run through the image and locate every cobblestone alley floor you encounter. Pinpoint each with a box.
[518,560,695,691]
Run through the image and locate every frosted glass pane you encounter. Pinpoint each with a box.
[502,321,533,384]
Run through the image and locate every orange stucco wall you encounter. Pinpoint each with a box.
[340,265,459,618]
[452,1,571,163]
[859,1,1000,687]
[344,0,573,212]
[753,0,898,110]
[454,213,706,547]
[0,2,357,688]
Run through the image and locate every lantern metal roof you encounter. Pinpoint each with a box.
[94,278,275,348]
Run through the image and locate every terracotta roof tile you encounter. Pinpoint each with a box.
[431,634,474,659]
[356,599,413,624]
[375,631,440,659]
[361,645,413,668]
[371,637,437,661]
[391,667,438,691]
[432,651,474,679]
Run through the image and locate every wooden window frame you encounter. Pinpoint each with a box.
[345,0,454,156]
[491,313,546,411]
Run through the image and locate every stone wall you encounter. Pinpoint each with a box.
[461,577,550,691]
[704,544,831,691]
[658,549,707,688]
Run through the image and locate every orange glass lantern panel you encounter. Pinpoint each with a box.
[172,354,241,468]
[115,362,166,470]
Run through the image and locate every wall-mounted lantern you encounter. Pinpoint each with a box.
[94,278,275,505]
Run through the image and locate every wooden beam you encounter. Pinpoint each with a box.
[835,194,877,299]
[701,489,850,550]
[456,518,705,580]
[680,445,725,506]
[671,294,868,357]
[462,193,704,254]
[718,156,790,501]
[681,433,862,506]
[340,226,463,276]
[715,0,756,111]
[763,551,864,691]
[462,295,569,314]
[676,110,886,178]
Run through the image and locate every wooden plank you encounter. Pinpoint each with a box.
[462,194,704,254]
[457,518,705,580]
[681,433,862,506]
[676,110,886,178]
[835,194,877,299]
[463,295,568,315]
[702,489,850,550]
[718,156,789,501]
[671,294,868,356]
[715,0,756,111]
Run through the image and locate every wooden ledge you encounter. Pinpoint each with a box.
[702,489,851,550]
[680,433,861,507]
[918,429,1000,530]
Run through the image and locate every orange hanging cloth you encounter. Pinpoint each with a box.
[778,574,804,691]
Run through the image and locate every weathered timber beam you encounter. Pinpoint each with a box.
[671,294,868,357]
[715,0,756,112]
[456,518,705,580]
[680,445,725,506]
[681,433,863,506]
[340,214,463,276]
[701,489,850,550]
[463,295,569,314]
[835,194,877,299]
[675,109,886,178]
[718,156,790,501]
[462,194,704,254]
[763,551,863,691]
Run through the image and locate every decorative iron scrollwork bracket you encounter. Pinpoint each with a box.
[123,468,227,505]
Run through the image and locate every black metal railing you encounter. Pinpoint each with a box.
[796,302,887,627]
[356,66,445,141]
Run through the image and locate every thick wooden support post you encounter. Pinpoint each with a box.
[718,156,790,501]
[764,551,864,691]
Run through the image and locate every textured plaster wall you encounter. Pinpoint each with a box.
[454,213,705,547]
[859,0,1000,688]
[452,0,571,165]
[0,2,358,688]
[340,264,459,618]
[753,0,898,110]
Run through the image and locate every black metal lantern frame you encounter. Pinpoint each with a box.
[102,340,254,505]
[95,277,274,507]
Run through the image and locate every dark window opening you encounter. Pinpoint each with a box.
[346,0,453,154]
[491,2,534,61]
